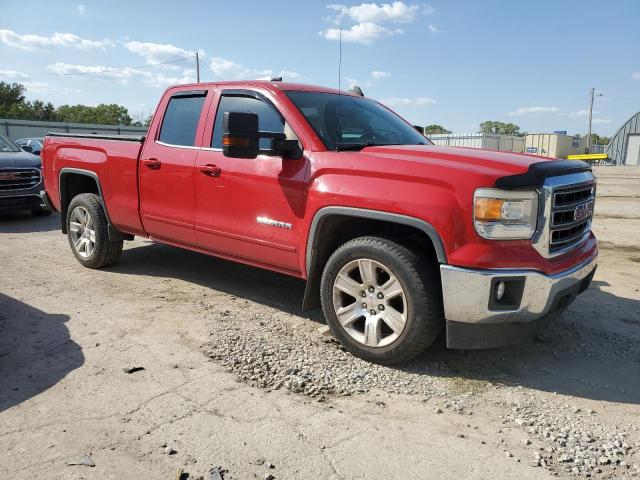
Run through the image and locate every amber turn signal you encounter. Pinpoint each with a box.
[474,198,504,221]
[222,136,250,147]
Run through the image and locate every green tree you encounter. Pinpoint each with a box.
[26,100,58,121]
[56,103,132,125]
[0,81,28,118]
[591,133,609,145]
[423,124,451,134]
[479,120,522,136]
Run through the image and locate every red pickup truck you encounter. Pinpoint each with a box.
[41,81,598,364]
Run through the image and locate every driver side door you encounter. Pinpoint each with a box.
[194,90,307,273]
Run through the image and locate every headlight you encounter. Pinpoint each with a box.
[473,188,538,240]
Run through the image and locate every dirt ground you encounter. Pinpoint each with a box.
[1,166,639,480]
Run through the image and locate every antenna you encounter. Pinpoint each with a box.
[337,28,342,150]
[196,52,200,83]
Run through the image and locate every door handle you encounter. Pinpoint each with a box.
[200,164,221,177]
[143,158,161,170]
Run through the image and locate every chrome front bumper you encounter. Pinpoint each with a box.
[440,253,597,349]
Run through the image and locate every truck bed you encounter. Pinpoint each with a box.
[42,132,147,236]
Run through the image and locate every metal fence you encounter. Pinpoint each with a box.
[427,133,525,153]
[0,118,147,141]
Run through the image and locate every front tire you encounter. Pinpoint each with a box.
[66,193,123,269]
[320,236,443,365]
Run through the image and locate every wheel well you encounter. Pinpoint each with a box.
[302,214,442,309]
[59,173,100,233]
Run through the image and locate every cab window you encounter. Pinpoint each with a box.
[211,94,294,150]
[158,93,206,147]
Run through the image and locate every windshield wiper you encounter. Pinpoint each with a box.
[335,142,389,151]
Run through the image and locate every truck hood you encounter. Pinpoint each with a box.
[361,144,546,180]
[0,150,42,169]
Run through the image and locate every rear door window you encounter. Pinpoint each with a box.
[158,93,207,147]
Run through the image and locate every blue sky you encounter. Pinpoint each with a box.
[1,0,639,135]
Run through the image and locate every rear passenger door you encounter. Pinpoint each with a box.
[139,90,208,245]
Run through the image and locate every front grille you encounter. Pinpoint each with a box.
[549,183,595,254]
[0,168,41,191]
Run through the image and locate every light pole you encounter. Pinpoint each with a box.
[587,88,602,153]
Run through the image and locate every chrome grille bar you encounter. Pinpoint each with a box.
[0,168,41,191]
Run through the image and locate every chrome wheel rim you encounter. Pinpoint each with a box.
[332,258,408,348]
[69,206,96,258]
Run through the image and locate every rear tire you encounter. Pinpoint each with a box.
[66,193,123,269]
[320,236,443,365]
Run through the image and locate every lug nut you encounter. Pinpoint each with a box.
[370,309,377,315]
[362,302,367,308]
[368,286,375,293]
[361,291,367,298]
[378,304,385,311]
[377,292,384,299]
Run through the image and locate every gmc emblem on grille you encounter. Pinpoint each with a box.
[0,172,19,181]
[574,201,594,222]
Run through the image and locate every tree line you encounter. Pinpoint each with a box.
[0,81,151,127]
[425,121,608,145]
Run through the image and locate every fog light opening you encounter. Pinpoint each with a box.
[495,281,506,301]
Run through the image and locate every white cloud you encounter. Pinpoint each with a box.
[371,70,391,79]
[382,97,437,106]
[321,22,396,45]
[77,4,86,15]
[0,69,29,79]
[592,118,611,124]
[46,62,196,88]
[124,41,195,65]
[322,2,431,45]
[47,62,127,81]
[209,57,300,81]
[428,24,440,34]
[632,72,640,80]
[0,29,113,51]
[508,106,560,116]
[568,109,589,118]
[22,81,51,93]
[344,76,371,89]
[327,2,429,24]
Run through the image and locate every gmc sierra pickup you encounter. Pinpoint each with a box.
[41,81,598,364]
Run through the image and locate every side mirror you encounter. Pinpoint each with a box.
[21,145,33,153]
[33,149,42,156]
[223,112,259,159]
[223,111,303,160]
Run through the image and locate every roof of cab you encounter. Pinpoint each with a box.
[167,80,358,97]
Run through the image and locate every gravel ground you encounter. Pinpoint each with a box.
[1,166,639,479]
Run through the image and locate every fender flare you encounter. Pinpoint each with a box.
[58,167,131,241]
[302,206,448,310]
[306,206,447,272]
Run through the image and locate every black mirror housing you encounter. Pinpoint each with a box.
[21,145,33,153]
[223,112,259,159]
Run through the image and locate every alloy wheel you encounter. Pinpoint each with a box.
[69,206,96,258]
[332,258,408,348]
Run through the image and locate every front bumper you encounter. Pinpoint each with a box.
[0,193,45,213]
[440,253,597,349]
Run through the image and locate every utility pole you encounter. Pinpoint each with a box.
[587,87,602,153]
[196,52,200,83]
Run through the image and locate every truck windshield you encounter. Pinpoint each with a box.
[285,91,430,151]
[0,132,20,153]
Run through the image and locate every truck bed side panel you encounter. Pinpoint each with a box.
[43,136,146,235]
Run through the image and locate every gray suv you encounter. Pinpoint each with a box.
[0,132,50,216]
